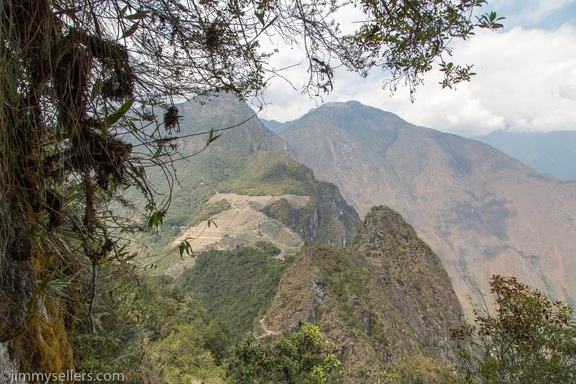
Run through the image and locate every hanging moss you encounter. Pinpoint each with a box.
[12,299,74,374]
[5,251,73,376]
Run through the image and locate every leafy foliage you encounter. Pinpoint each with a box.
[229,323,341,384]
[149,323,227,384]
[69,273,230,383]
[262,198,296,224]
[340,355,460,384]
[453,275,576,383]
[355,0,504,97]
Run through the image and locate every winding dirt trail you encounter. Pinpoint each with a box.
[257,316,280,339]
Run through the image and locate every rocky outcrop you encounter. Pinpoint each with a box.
[262,206,466,381]
[350,206,465,360]
[263,181,360,248]
[313,183,361,248]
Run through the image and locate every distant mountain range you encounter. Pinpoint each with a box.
[263,119,576,180]
[470,130,576,179]
[274,101,576,316]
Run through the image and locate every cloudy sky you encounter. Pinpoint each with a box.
[252,0,576,137]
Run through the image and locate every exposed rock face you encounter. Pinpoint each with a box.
[350,206,465,359]
[224,150,361,249]
[314,183,361,248]
[263,181,361,248]
[262,206,465,381]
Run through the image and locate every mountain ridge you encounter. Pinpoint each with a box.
[261,205,465,382]
[278,100,576,316]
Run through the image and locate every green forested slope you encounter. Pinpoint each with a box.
[178,244,289,342]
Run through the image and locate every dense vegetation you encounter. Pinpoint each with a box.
[179,243,288,341]
[229,323,341,384]
[454,275,576,383]
[222,152,317,197]
[58,241,576,383]
[265,238,463,383]
[68,271,230,383]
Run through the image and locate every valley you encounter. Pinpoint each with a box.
[277,101,576,316]
[4,93,572,383]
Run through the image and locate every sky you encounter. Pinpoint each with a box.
[251,0,576,137]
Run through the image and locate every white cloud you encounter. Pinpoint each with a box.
[424,25,576,135]
[255,23,576,136]
[252,0,576,137]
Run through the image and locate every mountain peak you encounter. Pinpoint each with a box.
[354,205,421,248]
[351,206,464,358]
[308,100,406,122]
[280,100,576,318]
[263,206,465,380]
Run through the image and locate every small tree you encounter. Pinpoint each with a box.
[229,323,341,384]
[453,275,576,383]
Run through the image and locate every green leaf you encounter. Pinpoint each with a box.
[178,239,193,258]
[126,11,147,20]
[477,12,505,30]
[255,10,265,25]
[105,98,134,127]
[121,22,140,39]
[206,128,221,146]
[128,118,138,132]
[147,211,164,230]
[36,277,70,300]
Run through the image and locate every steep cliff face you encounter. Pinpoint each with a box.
[217,150,361,249]
[261,206,465,381]
[261,176,360,248]
[314,183,361,248]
